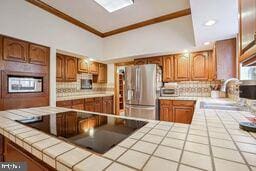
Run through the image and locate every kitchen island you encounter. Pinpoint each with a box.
[0,97,255,171]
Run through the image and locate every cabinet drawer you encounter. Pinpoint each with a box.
[56,100,72,107]
[160,100,172,106]
[103,96,113,100]
[72,99,84,105]
[95,97,103,101]
[173,100,195,106]
[85,98,95,102]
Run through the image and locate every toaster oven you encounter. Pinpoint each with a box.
[160,88,179,97]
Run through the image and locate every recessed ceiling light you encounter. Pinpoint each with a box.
[204,20,217,26]
[204,42,210,45]
[94,0,134,13]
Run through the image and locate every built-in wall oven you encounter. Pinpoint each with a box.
[8,76,43,93]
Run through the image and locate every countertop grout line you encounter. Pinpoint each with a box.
[204,109,217,171]
[215,110,253,171]
[140,122,174,171]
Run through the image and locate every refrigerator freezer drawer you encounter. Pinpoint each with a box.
[125,105,156,120]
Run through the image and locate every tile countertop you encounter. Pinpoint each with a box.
[0,98,256,171]
[56,92,114,101]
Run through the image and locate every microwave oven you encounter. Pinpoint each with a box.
[8,76,43,93]
[81,79,92,89]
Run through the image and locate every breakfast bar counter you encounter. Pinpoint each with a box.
[0,97,255,171]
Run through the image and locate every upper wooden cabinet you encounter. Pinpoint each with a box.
[174,54,190,81]
[97,63,107,83]
[215,39,236,80]
[56,54,77,82]
[147,56,163,66]
[191,52,209,81]
[89,62,99,75]
[78,58,89,73]
[134,58,148,65]
[56,54,65,82]
[239,0,256,54]
[163,56,174,82]
[3,37,28,63]
[65,56,77,82]
[29,44,49,66]
[134,57,163,66]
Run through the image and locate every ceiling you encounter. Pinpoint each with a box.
[190,0,238,46]
[40,0,190,33]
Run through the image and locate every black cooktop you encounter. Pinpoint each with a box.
[17,111,147,154]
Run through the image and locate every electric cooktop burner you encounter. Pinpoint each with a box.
[17,111,148,154]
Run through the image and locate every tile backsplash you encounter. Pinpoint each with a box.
[56,73,114,97]
[176,81,221,97]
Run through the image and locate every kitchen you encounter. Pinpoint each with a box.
[0,0,256,171]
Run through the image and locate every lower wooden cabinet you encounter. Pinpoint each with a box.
[57,96,114,114]
[4,138,54,171]
[159,100,195,124]
[0,135,3,162]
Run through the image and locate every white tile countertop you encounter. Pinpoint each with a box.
[56,92,114,101]
[0,98,256,171]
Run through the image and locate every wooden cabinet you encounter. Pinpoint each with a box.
[3,37,28,63]
[103,96,114,114]
[89,62,99,75]
[56,54,77,82]
[163,56,174,82]
[134,58,148,65]
[29,44,49,66]
[78,58,89,73]
[147,56,163,66]
[215,39,236,80]
[56,54,65,82]
[94,97,103,113]
[159,100,173,122]
[4,138,53,171]
[173,106,194,124]
[240,0,256,54]
[56,100,72,108]
[65,56,77,82]
[0,135,3,162]
[84,98,95,112]
[94,63,107,83]
[174,54,190,81]
[134,57,163,66]
[159,100,195,124]
[71,99,84,110]
[191,52,209,81]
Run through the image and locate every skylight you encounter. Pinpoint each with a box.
[94,0,134,13]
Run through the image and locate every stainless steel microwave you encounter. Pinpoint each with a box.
[8,76,43,93]
[81,79,92,89]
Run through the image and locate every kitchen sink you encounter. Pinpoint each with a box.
[200,102,247,111]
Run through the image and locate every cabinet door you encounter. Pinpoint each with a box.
[84,98,95,112]
[134,58,148,65]
[89,62,99,75]
[3,37,28,62]
[174,54,190,81]
[240,0,256,54]
[97,63,107,83]
[147,57,163,66]
[94,98,103,113]
[215,39,236,80]
[173,106,194,124]
[163,56,174,82]
[208,51,217,81]
[56,54,65,82]
[72,104,84,110]
[160,100,173,122]
[108,99,114,114]
[78,58,89,73]
[65,56,77,82]
[0,135,3,161]
[191,52,209,81]
[29,44,49,65]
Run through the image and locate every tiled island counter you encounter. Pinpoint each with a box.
[0,97,255,171]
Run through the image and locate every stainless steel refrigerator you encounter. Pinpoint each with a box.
[124,64,162,120]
